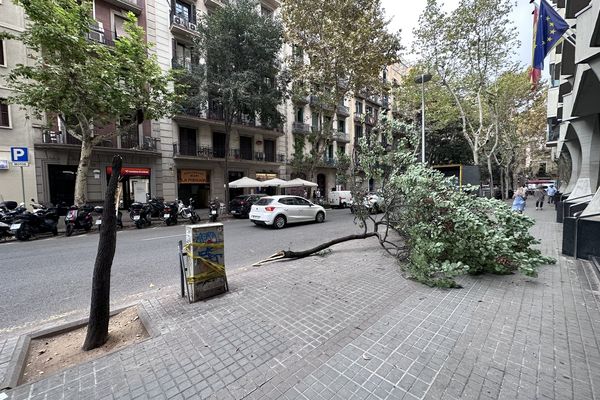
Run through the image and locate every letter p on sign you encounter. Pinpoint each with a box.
[10,147,29,166]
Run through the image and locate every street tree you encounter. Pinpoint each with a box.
[413,0,518,166]
[178,0,285,204]
[281,0,402,182]
[3,0,175,206]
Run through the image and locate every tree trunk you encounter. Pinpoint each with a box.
[223,120,232,206]
[83,155,122,351]
[74,137,94,206]
[499,168,505,200]
[504,166,511,199]
[487,155,494,199]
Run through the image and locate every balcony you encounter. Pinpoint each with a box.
[205,0,229,8]
[292,92,309,104]
[367,95,382,106]
[173,143,284,162]
[171,14,199,37]
[103,0,142,14]
[292,122,312,135]
[336,105,350,117]
[320,157,337,168]
[354,112,364,122]
[40,131,159,152]
[334,132,350,143]
[175,108,283,135]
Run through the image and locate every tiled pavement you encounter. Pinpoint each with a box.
[1,206,599,399]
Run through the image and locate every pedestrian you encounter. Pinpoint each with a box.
[546,184,557,204]
[534,185,545,210]
[511,187,526,214]
[303,189,308,199]
[316,188,321,199]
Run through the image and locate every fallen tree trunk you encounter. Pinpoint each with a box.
[254,232,379,266]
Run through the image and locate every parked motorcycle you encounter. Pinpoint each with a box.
[145,194,165,219]
[0,220,12,240]
[64,205,94,236]
[208,199,220,223]
[30,199,69,217]
[177,198,199,224]
[129,202,152,229]
[162,201,178,226]
[10,209,59,241]
[94,206,123,231]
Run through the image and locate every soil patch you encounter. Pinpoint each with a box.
[20,307,148,384]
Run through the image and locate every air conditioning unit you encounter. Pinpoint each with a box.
[188,22,197,31]
[88,30,106,44]
[173,15,183,25]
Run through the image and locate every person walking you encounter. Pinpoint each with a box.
[534,185,545,210]
[546,184,557,204]
[512,187,526,214]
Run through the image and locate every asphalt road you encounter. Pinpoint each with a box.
[0,209,362,333]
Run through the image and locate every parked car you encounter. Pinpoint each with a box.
[250,195,326,229]
[327,190,353,209]
[229,194,267,218]
[350,192,385,214]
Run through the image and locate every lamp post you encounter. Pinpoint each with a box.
[414,73,432,164]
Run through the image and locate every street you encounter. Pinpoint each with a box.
[0,209,361,333]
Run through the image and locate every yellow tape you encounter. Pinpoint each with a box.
[183,242,226,284]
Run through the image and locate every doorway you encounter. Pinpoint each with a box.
[48,164,77,206]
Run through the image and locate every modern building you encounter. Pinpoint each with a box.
[546,0,600,258]
[0,1,39,205]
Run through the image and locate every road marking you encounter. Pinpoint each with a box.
[142,233,184,241]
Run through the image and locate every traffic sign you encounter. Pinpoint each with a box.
[10,147,29,167]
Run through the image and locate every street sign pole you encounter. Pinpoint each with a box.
[20,166,26,204]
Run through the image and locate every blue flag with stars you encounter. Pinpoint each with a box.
[533,0,570,73]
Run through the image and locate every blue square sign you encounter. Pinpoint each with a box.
[10,147,29,166]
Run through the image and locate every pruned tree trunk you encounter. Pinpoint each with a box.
[74,138,94,206]
[223,119,232,206]
[487,156,494,199]
[83,155,122,351]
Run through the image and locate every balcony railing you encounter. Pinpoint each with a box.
[320,157,337,167]
[292,122,312,134]
[178,107,282,132]
[41,131,158,151]
[171,14,199,34]
[365,114,377,126]
[173,143,284,162]
[205,0,229,7]
[336,105,350,117]
[334,132,350,142]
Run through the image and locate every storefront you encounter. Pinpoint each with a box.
[178,169,210,208]
[106,166,151,209]
[256,172,278,195]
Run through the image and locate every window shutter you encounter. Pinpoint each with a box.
[191,4,196,24]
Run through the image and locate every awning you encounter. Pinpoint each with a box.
[106,166,151,177]
[280,178,318,188]
[229,177,263,188]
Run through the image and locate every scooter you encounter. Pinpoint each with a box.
[65,205,94,236]
[145,194,165,219]
[130,202,152,229]
[177,198,199,224]
[162,201,178,226]
[10,209,59,241]
[94,206,123,231]
[208,199,220,223]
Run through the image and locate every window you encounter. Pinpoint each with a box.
[175,1,192,20]
[366,105,373,115]
[296,107,304,123]
[261,6,273,18]
[311,113,320,130]
[0,99,10,128]
[355,100,363,114]
[114,14,128,39]
[355,125,362,138]
[295,197,311,206]
[337,119,345,133]
[175,42,191,67]
[0,40,5,67]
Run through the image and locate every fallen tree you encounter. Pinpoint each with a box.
[255,118,555,287]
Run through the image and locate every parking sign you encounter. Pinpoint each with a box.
[10,147,29,166]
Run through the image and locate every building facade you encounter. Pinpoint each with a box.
[0,1,39,204]
[547,0,600,213]
[1,0,405,207]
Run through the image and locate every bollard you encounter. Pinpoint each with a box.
[184,223,228,302]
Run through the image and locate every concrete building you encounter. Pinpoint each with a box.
[546,0,600,258]
[0,2,39,205]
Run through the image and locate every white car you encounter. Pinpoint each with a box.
[250,195,326,229]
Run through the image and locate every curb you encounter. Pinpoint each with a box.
[0,302,158,392]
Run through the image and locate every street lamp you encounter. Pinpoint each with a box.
[414,73,432,164]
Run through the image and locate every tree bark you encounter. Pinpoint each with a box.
[223,119,232,206]
[82,155,122,351]
[74,137,94,206]
[487,155,494,199]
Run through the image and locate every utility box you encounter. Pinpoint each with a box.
[185,223,228,302]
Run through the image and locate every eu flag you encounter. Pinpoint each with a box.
[532,0,570,81]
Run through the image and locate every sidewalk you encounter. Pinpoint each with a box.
[1,205,599,399]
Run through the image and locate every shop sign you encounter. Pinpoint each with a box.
[106,166,151,177]
[180,169,209,184]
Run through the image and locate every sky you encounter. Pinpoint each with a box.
[381,0,535,68]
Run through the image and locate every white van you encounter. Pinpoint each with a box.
[328,190,353,208]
